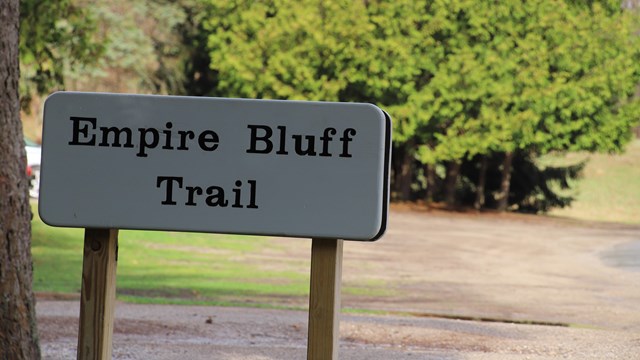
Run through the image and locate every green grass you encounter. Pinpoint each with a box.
[31,205,396,308]
[31,207,314,306]
[546,139,640,224]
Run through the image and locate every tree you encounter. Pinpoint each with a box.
[0,0,41,358]
[19,0,103,108]
[47,0,218,98]
[410,0,640,210]
[155,0,220,97]
[201,0,640,210]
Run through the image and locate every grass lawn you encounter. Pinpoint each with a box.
[547,139,640,224]
[31,205,315,308]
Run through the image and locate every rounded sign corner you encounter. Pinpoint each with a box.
[369,226,387,242]
[43,91,66,104]
[43,92,71,118]
[37,202,59,228]
[360,103,387,120]
[369,204,389,242]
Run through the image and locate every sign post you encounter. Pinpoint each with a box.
[308,238,343,360]
[40,92,391,359]
[77,228,119,360]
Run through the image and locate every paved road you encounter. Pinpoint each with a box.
[602,240,640,272]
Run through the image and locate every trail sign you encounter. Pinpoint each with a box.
[40,92,391,241]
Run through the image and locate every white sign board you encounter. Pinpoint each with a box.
[39,92,391,241]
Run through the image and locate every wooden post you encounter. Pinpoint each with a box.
[307,238,343,360]
[77,228,119,360]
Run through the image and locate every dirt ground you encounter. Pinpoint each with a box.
[37,208,640,359]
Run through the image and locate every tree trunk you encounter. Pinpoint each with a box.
[474,155,488,210]
[0,0,41,358]
[444,161,461,208]
[397,141,414,201]
[424,163,437,203]
[496,152,514,212]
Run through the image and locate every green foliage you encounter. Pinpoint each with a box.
[205,1,418,104]
[202,0,640,210]
[20,0,213,98]
[203,0,640,153]
[413,0,640,165]
[78,0,158,90]
[61,0,187,94]
[19,0,103,108]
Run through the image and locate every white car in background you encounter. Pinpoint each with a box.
[25,138,41,198]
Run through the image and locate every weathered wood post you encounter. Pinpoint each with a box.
[77,228,119,360]
[307,238,343,360]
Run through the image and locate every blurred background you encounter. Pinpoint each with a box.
[20,0,640,221]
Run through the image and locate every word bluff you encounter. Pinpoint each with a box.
[67,116,357,208]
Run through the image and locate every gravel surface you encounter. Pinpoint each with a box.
[37,209,640,359]
[38,300,640,360]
